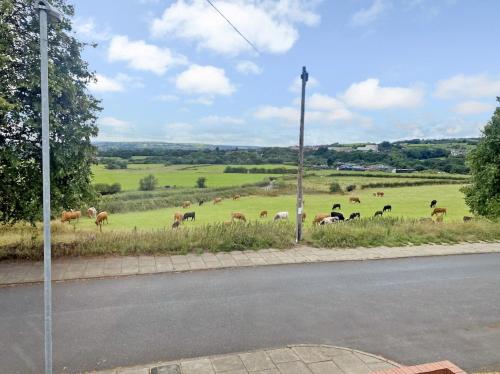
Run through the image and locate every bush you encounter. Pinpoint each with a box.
[345,184,356,192]
[94,183,122,195]
[196,177,207,188]
[104,159,128,169]
[139,174,158,191]
[329,182,343,193]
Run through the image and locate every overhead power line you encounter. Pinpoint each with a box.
[204,0,260,54]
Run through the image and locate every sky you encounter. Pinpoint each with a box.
[71,0,500,146]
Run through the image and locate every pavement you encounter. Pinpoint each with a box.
[1,253,499,373]
[1,242,499,286]
[92,344,401,374]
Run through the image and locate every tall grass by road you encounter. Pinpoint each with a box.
[1,218,499,261]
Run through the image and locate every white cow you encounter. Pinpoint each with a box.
[273,211,289,221]
[87,207,97,219]
[320,216,339,225]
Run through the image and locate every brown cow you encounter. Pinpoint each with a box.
[313,213,330,225]
[463,216,473,222]
[182,200,191,208]
[174,212,183,222]
[376,191,384,197]
[259,210,268,218]
[61,210,81,223]
[213,197,222,204]
[232,194,240,200]
[172,220,181,229]
[431,207,447,216]
[301,212,307,222]
[231,212,246,222]
[95,211,108,226]
[349,197,361,203]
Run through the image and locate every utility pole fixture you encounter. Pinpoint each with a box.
[296,66,308,242]
[37,1,62,373]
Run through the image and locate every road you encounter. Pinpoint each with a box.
[1,253,499,374]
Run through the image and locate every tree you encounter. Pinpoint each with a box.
[139,174,158,191]
[462,98,500,217]
[196,177,206,188]
[0,0,100,224]
[329,182,343,193]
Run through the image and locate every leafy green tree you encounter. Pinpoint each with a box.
[0,0,100,224]
[329,182,343,193]
[139,174,158,191]
[196,177,206,188]
[462,98,500,217]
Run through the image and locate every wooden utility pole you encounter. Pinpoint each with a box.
[296,66,308,242]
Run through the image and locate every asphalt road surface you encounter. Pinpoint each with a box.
[1,253,499,374]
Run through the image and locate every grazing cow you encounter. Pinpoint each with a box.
[172,220,181,229]
[198,200,204,206]
[183,212,196,221]
[330,211,345,221]
[61,210,81,223]
[349,197,361,203]
[463,216,473,222]
[259,210,268,218]
[431,207,447,216]
[383,205,392,212]
[320,216,339,225]
[374,210,383,217]
[313,213,330,225]
[213,197,222,204]
[174,212,183,222]
[232,194,240,200]
[377,191,385,197]
[430,200,437,208]
[435,215,444,223]
[332,203,341,210]
[182,201,191,209]
[95,211,108,226]
[301,212,307,223]
[87,207,97,219]
[349,212,361,220]
[231,212,246,222]
[274,211,289,221]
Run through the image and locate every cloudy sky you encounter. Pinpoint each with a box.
[73,0,500,146]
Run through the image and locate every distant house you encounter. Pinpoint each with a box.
[392,168,416,173]
[337,164,367,171]
[356,144,379,152]
[366,164,392,172]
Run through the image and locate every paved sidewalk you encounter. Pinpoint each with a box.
[88,344,401,374]
[1,242,499,286]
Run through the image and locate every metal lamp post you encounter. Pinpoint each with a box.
[37,1,62,373]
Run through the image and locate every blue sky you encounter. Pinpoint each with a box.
[72,0,500,146]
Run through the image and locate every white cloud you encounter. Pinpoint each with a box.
[200,115,245,125]
[108,35,187,75]
[289,76,319,93]
[255,106,299,123]
[89,74,124,92]
[435,74,500,99]
[98,116,133,130]
[452,100,495,115]
[236,61,262,75]
[308,93,354,121]
[350,0,390,26]
[151,0,321,55]
[342,78,424,109]
[73,17,110,41]
[175,65,235,96]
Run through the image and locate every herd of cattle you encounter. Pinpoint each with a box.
[59,192,473,231]
[169,192,466,229]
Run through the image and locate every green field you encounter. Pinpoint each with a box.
[66,184,469,232]
[92,164,293,191]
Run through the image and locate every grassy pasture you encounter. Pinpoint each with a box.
[92,164,292,190]
[56,184,469,232]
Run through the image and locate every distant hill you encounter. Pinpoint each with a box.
[94,141,260,152]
